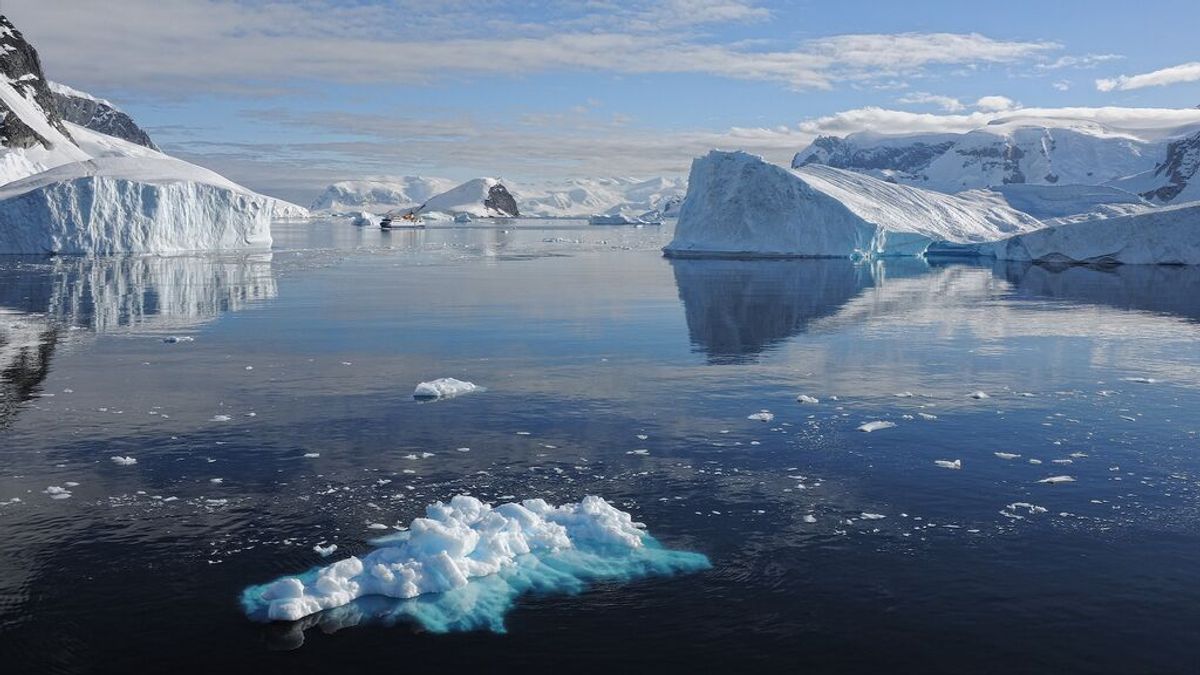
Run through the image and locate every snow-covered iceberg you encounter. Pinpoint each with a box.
[665,151,1042,259]
[988,200,1200,265]
[413,377,480,400]
[241,495,710,633]
[0,156,272,254]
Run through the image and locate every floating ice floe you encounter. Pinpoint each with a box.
[796,394,819,405]
[110,456,137,466]
[934,459,962,470]
[1037,475,1076,484]
[44,486,72,499]
[242,495,710,632]
[747,411,775,422]
[802,514,817,523]
[859,513,887,520]
[1121,377,1158,384]
[211,414,232,422]
[313,543,338,557]
[1000,502,1048,520]
[413,378,481,401]
[162,336,194,344]
[857,421,896,433]
[303,453,320,459]
[994,452,1021,460]
[969,391,990,400]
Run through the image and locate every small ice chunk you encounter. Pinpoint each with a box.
[626,449,650,455]
[1029,459,1043,465]
[860,513,886,520]
[413,378,480,400]
[1037,475,1076,484]
[994,452,1021,460]
[857,421,896,433]
[1121,377,1157,384]
[303,453,320,459]
[969,391,990,400]
[747,411,775,422]
[796,394,819,405]
[162,336,194,344]
[934,459,962,470]
[917,413,937,421]
[802,514,817,523]
[44,486,72,499]
[895,391,914,398]
[211,414,231,422]
[110,456,137,466]
[313,543,338,557]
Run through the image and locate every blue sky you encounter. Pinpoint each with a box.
[9,0,1200,203]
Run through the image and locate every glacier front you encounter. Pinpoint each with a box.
[665,151,1042,259]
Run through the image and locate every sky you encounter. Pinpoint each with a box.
[7,0,1200,204]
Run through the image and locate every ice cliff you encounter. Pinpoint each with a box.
[665,151,1042,259]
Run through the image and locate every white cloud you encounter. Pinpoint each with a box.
[897,92,965,112]
[1097,61,1200,92]
[1053,80,1071,91]
[4,1,1059,96]
[1037,53,1123,70]
[973,95,1016,112]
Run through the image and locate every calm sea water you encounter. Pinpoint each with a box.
[2,219,1199,673]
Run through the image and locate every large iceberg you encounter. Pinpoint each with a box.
[987,200,1200,265]
[241,495,709,633]
[665,151,1042,259]
[0,155,272,254]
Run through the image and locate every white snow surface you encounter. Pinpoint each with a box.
[250,495,655,622]
[666,151,1042,259]
[413,378,480,400]
[417,177,513,217]
[970,183,1152,220]
[309,177,458,213]
[512,176,686,219]
[987,200,1200,265]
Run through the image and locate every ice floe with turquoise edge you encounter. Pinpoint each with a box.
[241,495,710,634]
[663,151,1042,259]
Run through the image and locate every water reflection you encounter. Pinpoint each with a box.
[994,261,1200,323]
[669,258,928,364]
[0,254,276,427]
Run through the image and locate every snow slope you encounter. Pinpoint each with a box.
[1114,130,1200,205]
[666,151,1042,259]
[793,113,1200,197]
[309,176,457,213]
[965,183,1152,220]
[987,201,1200,265]
[417,177,519,218]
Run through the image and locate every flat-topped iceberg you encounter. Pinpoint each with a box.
[664,151,1042,259]
[988,200,1200,265]
[0,155,273,254]
[241,495,710,633]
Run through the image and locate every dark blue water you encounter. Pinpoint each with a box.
[2,220,1199,673]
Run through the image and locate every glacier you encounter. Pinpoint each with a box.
[241,495,710,633]
[988,201,1200,265]
[665,151,1042,259]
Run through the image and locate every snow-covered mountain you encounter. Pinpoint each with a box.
[1114,129,1200,205]
[312,174,687,219]
[417,177,519,218]
[666,151,1042,259]
[49,82,158,151]
[309,176,458,212]
[793,116,1200,196]
[0,14,308,253]
[511,176,687,219]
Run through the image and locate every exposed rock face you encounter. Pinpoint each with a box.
[484,183,520,217]
[1140,131,1200,203]
[0,15,73,150]
[50,83,158,150]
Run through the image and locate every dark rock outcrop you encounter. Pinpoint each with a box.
[484,183,519,217]
[51,83,159,150]
[0,15,73,150]
[1140,131,1200,203]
